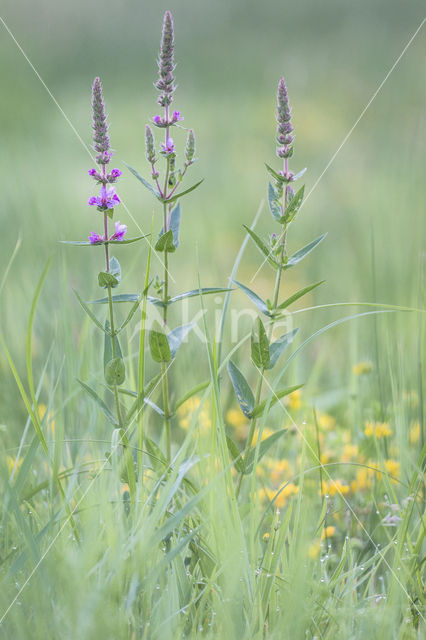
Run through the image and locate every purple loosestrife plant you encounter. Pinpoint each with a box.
[62,77,152,499]
[227,78,327,497]
[125,11,226,462]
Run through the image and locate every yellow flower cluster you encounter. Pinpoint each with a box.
[364,421,391,438]
[178,396,211,434]
[320,478,350,497]
[352,361,373,376]
[258,483,299,509]
[38,403,55,435]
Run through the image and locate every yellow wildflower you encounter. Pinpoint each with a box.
[252,427,275,446]
[352,361,372,376]
[308,539,321,559]
[409,421,421,445]
[321,525,336,540]
[262,532,270,543]
[384,459,400,480]
[364,421,391,438]
[318,413,335,431]
[402,390,419,407]
[258,482,299,508]
[286,389,302,410]
[38,403,55,436]
[350,467,374,493]
[6,456,23,475]
[269,459,290,485]
[226,408,247,428]
[320,478,350,497]
[342,444,358,462]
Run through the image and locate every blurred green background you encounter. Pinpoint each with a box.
[0,0,425,436]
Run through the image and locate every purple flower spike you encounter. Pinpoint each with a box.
[156,11,176,107]
[161,137,175,155]
[88,185,120,210]
[91,77,111,165]
[89,232,105,244]
[110,221,127,241]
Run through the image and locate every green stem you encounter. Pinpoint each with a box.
[236,186,289,497]
[104,219,136,498]
[161,156,172,462]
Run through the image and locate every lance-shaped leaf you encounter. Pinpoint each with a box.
[227,360,254,418]
[243,429,287,474]
[175,380,210,411]
[148,287,232,308]
[267,328,299,369]
[292,168,307,181]
[117,295,143,333]
[167,322,195,359]
[89,293,140,304]
[149,327,172,363]
[285,233,327,269]
[73,289,109,334]
[233,280,271,316]
[243,225,279,270]
[105,357,126,386]
[124,162,162,199]
[226,436,244,473]
[283,185,304,223]
[163,179,203,205]
[104,320,122,373]
[169,202,181,248]
[76,379,118,426]
[268,182,281,222]
[155,229,176,253]
[265,163,286,183]
[250,384,303,418]
[251,317,271,368]
[277,281,325,311]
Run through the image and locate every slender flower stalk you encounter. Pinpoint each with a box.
[236,77,298,497]
[87,77,135,495]
[133,11,200,462]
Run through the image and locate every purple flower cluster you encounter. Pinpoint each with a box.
[89,221,127,245]
[88,167,122,183]
[161,137,175,156]
[153,110,183,128]
[276,77,294,159]
[88,185,121,210]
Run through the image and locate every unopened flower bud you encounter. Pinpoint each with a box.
[145,125,157,165]
[185,129,196,165]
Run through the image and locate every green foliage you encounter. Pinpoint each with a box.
[149,326,172,363]
[251,317,271,368]
[227,360,255,418]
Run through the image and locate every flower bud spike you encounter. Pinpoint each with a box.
[145,125,157,165]
[276,77,294,160]
[156,11,176,107]
[91,77,112,165]
[185,129,196,166]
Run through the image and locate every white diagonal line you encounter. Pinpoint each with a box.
[250,15,426,284]
[0,15,176,283]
